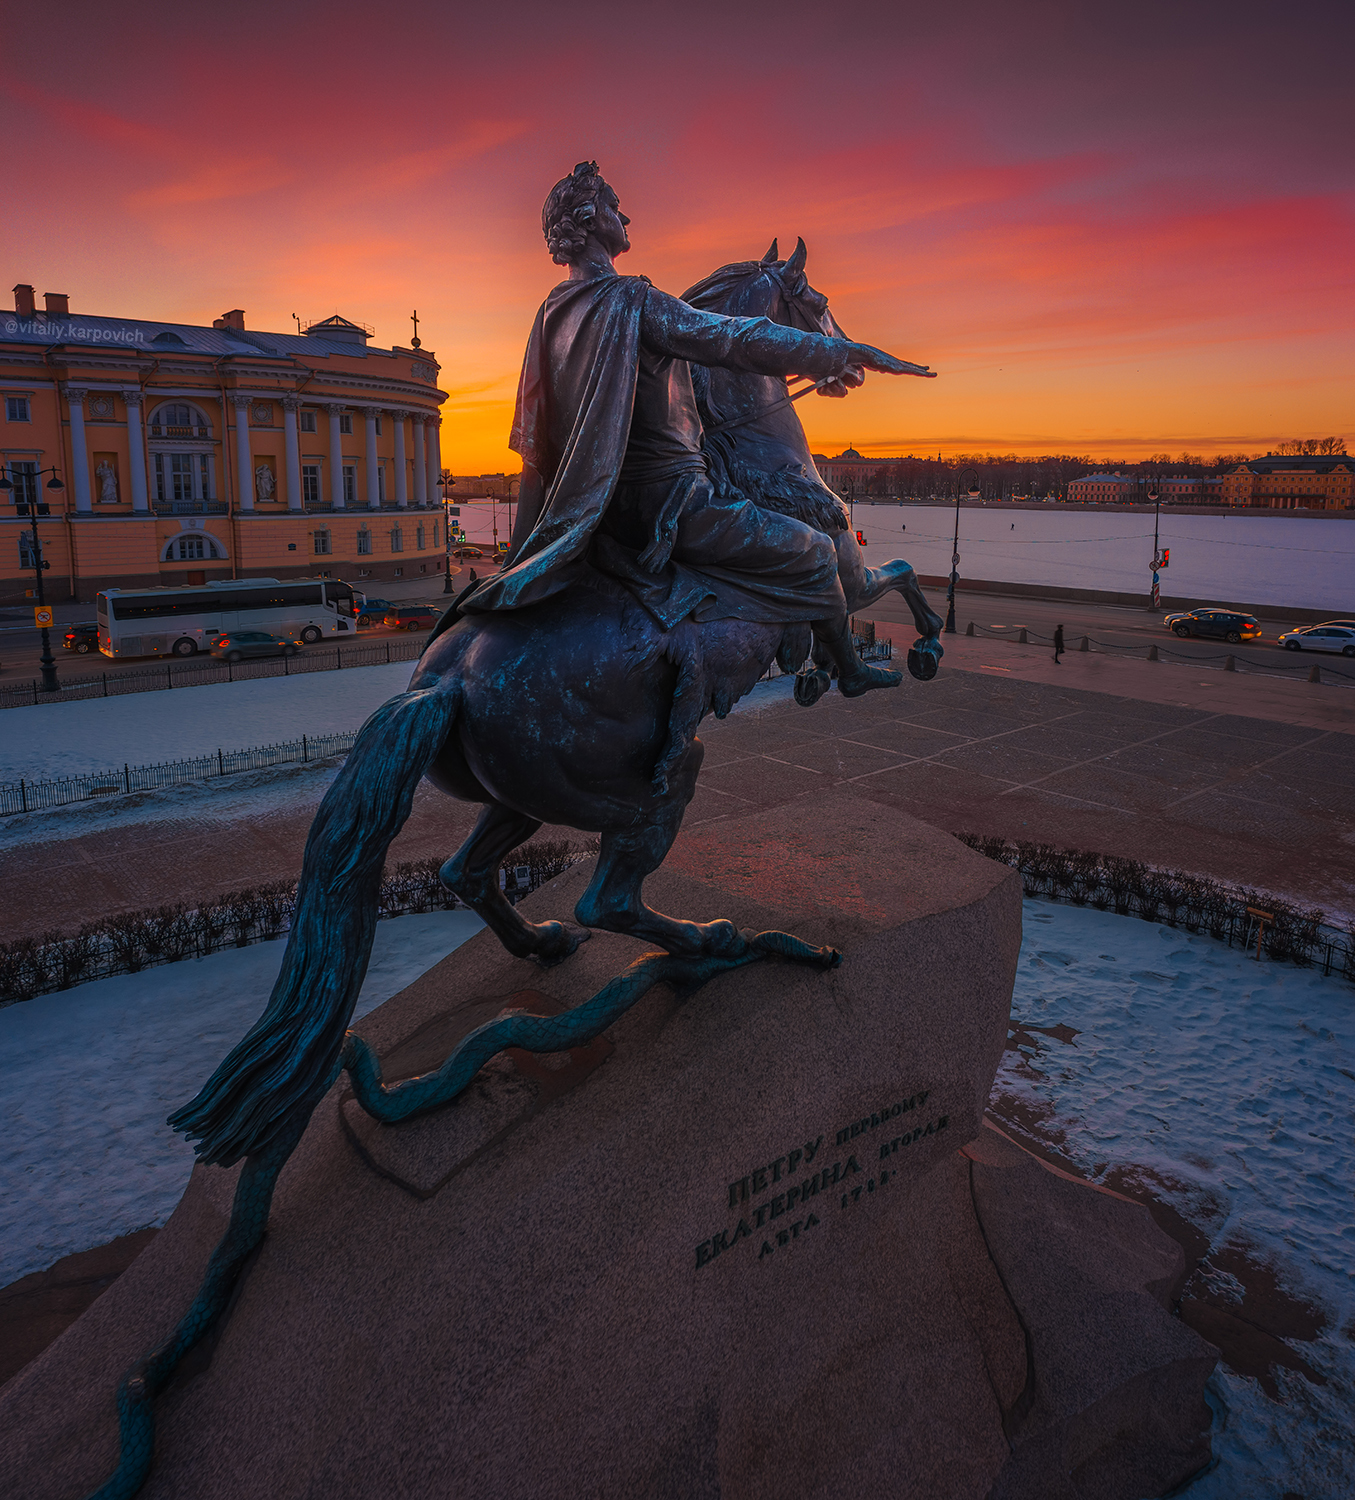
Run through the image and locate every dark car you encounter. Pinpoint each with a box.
[63,622,100,654]
[1165,610,1261,644]
[356,597,394,628]
[209,631,299,663]
[383,606,439,632]
[450,544,486,559]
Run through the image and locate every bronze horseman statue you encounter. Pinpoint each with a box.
[85,162,943,1500]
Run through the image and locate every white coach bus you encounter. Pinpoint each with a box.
[96,577,360,659]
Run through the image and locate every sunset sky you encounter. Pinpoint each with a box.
[6,0,1351,472]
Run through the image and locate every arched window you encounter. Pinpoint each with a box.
[150,402,211,437]
[160,532,224,561]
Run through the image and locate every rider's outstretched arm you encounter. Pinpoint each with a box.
[639,285,913,381]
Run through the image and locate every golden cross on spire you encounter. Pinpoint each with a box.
[410,310,421,350]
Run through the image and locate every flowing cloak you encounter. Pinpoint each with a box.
[463,275,650,614]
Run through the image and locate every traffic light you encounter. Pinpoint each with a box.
[855,530,866,546]
[1161,548,1169,568]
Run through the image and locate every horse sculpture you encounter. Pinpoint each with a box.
[85,246,943,1500]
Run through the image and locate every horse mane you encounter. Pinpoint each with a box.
[681,260,770,318]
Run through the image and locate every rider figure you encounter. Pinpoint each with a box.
[465,161,917,696]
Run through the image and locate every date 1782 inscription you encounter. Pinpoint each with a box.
[695,1088,949,1269]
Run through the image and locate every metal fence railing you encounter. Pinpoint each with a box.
[961,621,1355,684]
[0,635,427,711]
[2,732,359,817]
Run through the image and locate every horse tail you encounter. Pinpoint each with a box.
[168,680,462,1167]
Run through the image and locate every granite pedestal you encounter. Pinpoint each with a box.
[0,791,1216,1499]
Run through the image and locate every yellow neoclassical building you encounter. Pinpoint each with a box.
[1,286,449,602]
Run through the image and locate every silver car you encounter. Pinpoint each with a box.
[1278,624,1355,656]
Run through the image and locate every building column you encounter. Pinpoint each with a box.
[392,410,409,508]
[362,407,381,509]
[427,415,442,507]
[64,387,91,513]
[412,415,428,506]
[281,395,304,511]
[122,389,149,512]
[231,395,254,511]
[327,404,346,508]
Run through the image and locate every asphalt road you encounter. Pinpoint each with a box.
[2,580,1345,690]
[857,588,1342,671]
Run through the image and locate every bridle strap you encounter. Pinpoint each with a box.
[701,375,837,438]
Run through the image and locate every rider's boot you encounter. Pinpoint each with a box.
[812,614,902,698]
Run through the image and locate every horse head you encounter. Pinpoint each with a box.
[683,236,844,342]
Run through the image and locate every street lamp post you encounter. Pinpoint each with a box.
[946,467,982,634]
[0,463,67,691]
[1146,476,1162,610]
[437,470,457,593]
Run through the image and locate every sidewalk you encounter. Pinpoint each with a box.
[871,622,1355,734]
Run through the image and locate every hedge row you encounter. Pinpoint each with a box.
[959,834,1355,982]
[0,838,595,1006]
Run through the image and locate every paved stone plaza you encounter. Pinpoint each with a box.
[5,653,1353,942]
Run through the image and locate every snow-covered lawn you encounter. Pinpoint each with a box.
[0,909,482,1286]
[0,659,797,789]
[997,900,1354,1500]
[0,660,414,784]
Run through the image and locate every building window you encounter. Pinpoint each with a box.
[19,534,37,569]
[358,568,372,577]
[6,396,31,422]
[302,465,321,505]
[374,416,383,436]
[178,536,206,560]
[390,525,404,553]
[393,566,403,577]
[433,520,440,547]
[377,466,386,504]
[300,409,317,433]
[153,453,213,503]
[356,527,372,555]
[339,414,353,435]
[7,461,39,508]
[343,465,357,506]
[416,523,425,550]
[150,402,209,438]
[314,529,332,555]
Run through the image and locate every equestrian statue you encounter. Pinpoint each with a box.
[84,162,943,1499]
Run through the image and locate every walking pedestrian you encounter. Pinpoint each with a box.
[1053,623,1064,664]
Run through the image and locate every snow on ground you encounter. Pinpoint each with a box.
[0,658,796,791]
[0,909,482,1286]
[0,660,414,784]
[995,899,1354,1500]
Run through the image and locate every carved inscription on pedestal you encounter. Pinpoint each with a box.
[694,1087,950,1269]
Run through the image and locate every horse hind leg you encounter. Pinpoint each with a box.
[573,745,744,960]
[442,803,586,963]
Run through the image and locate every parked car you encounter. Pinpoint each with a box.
[1163,609,1261,644]
[356,597,393,628]
[63,622,100,654]
[383,605,440,631]
[1277,625,1355,656]
[209,631,300,663]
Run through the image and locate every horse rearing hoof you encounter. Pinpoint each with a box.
[908,637,943,682]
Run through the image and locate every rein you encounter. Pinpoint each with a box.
[701,375,837,438]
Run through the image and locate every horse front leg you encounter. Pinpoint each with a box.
[441,802,586,964]
[834,531,944,682]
